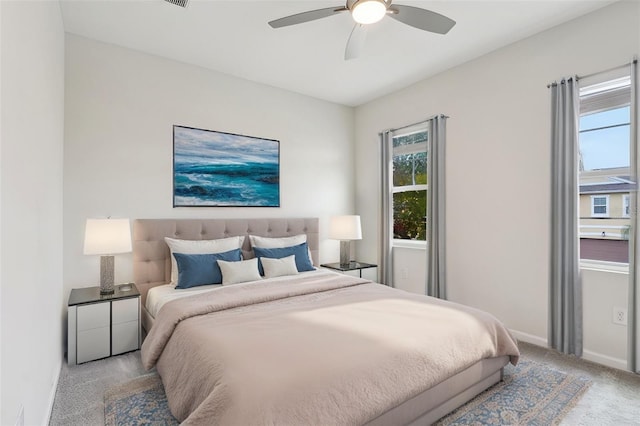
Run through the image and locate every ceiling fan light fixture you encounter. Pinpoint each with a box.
[351,0,387,25]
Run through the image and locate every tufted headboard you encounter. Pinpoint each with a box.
[133,218,319,306]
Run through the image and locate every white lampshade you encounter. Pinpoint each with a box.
[352,0,387,25]
[83,218,132,255]
[329,215,362,241]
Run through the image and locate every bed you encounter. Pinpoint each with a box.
[135,218,519,425]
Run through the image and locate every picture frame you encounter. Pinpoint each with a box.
[173,125,280,207]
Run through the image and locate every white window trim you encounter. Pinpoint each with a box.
[393,239,427,250]
[591,195,610,218]
[580,258,629,274]
[393,184,428,194]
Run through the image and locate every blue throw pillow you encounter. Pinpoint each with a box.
[253,242,315,275]
[173,249,242,289]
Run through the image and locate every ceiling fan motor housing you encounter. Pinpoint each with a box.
[346,0,392,10]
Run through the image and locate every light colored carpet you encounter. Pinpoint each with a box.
[49,342,640,425]
[49,352,147,426]
[519,342,640,426]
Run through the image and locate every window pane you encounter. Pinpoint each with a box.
[393,152,427,187]
[393,190,426,240]
[580,106,630,131]
[579,104,630,263]
[580,125,630,170]
[393,154,414,186]
[414,152,427,185]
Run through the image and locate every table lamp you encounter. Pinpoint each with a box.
[329,215,362,267]
[84,218,132,294]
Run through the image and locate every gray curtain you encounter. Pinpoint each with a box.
[549,77,582,356]
[379,130,394,286]
[628,59,639,373]
[426,115,447,298]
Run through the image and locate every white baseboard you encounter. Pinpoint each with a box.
[509,328,629,372]
[43,360,62,426]
[582,349,628,371]
[509,329,547,347]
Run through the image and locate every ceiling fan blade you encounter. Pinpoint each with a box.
[344,24,368,60]
[388,5,456,34]
[268,6,347,28]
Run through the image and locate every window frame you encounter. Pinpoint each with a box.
[590,195,610,218]
[391,128,428,244]
[578,73,632,269]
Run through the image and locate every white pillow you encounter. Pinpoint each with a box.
[261,255,299,279]
[249,234,314,266]
[249,234,306,248]
[218,258,262,285]
[165,236,244,284]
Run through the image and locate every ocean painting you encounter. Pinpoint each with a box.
[173,126,280,207]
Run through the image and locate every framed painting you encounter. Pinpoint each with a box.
[173,125,280,207]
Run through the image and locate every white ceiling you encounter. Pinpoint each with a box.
[59,0,615,106]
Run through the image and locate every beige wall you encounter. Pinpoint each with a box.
[1,1,65,424]
[355,1,640,365]
[64,35,356,299]
[582,268,628,369]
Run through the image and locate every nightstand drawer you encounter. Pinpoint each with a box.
[112,321,139,355]
[77,303,110,331]
[112,298,138,324]
[77,327,110,363]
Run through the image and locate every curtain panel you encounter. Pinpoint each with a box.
[426,116,447,299]
[549,77,583,356]
[379,130,394,286]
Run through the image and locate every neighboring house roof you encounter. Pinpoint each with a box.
[580,182,636,194]
[580,176,637,194]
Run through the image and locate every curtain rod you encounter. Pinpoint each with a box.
[379,114,449,135]
[547,59,637,88]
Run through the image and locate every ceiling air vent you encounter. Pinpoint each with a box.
[164,0,189,8]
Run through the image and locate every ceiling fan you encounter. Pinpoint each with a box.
[268,0,456,60]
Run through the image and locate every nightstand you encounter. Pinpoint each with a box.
[321,261,377,278]
[67,283,140,365]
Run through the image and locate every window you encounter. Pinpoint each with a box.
[392,128,428,241]
[623,194,630,217]
[578,75,631,263]
[590,195,609,217]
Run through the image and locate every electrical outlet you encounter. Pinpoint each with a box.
[16,405,24,426]
[613,307,628,326]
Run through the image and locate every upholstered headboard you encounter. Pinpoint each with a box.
[133,218,319,306]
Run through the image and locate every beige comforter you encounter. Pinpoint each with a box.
[141,271,519,425]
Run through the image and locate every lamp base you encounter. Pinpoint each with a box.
[339,240,351,268]
[100,255,115,295]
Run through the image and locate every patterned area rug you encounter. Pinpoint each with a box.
[435,359,592,425]
[104,359,591,426]
[104,374,178,426]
